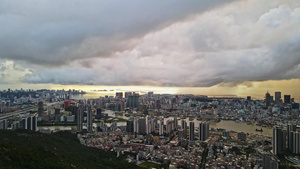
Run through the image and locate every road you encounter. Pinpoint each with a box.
[0,101,66,120]
[0,106,36,120]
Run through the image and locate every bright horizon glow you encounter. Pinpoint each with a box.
[1,79,300,101]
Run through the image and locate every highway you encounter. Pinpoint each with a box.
[0,101,66,120]
[0,106,36,120]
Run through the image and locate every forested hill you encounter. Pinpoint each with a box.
[0,130,140,169]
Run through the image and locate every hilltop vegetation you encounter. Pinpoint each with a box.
[0,130,140,169]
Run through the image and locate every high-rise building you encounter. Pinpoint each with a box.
[292,131,300,154]
[284,95,291,104]
[27,116,33,130]
[273,126,285,155]
[11,121,20,130]
[32,115,37,131]
[87,106,92,132]
[77,105,84,133]
[126,120,134,133]
[22,118,27,130]
[133,118,139,134]
[283,130,287,151]
[115,92,123,98]
[265,92,271,107]
[166,120,171,135]
[189,122,195,141]
[0,119,7,130]
[38,101,44,117]
[270,96,274,103]
[181,120,187,138]
[178,129,184,141]
[125,92,132,99]
[95,108,102,119]
[159,118,164,136]
[174,117,178,130]
[146,116,152,134]
[247,96,251,101]
[287,124,296,151]
[263,153,279,169]
[275,92,281,103]
[138,118,146,135]
[127,94,140,109]
[199,121,209,141]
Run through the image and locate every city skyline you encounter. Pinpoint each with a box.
[0,81,300,101]
[1,0,300,99]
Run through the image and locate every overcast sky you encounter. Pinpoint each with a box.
[0,0,300,95]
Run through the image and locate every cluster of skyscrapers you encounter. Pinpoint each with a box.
[125,116,209,143]
[265,91,293,107]
[0,115,37,131]
[127,116,168,135]
[273,124,300,155]
[21,115,38,131]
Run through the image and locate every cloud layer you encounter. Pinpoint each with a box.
[1,0,300,87]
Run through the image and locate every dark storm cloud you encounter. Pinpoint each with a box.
[2,0,300,87]
[0,0,232,66]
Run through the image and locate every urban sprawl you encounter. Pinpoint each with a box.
[0,89,299,169]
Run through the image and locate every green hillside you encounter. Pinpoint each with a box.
[0,130,140,169]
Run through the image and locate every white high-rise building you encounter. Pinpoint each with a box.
[134,117,139,134]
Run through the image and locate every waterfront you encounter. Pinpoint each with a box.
[210,120,273,137]
[38,114,273,137]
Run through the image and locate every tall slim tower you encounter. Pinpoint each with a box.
[159,118,164,136]
[22,118,27,130]
[265,92,271,108]
[77,105,84,133]
[27,116,33,130]
[292,131,300,154]
[189,122,195,141]
[174,117,178,130]
[181,120,187,138]
[87,106,93,132]
[287,124,296,151]
[32,115,37,132]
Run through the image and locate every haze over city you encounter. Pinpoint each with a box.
[0,0,300,99]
